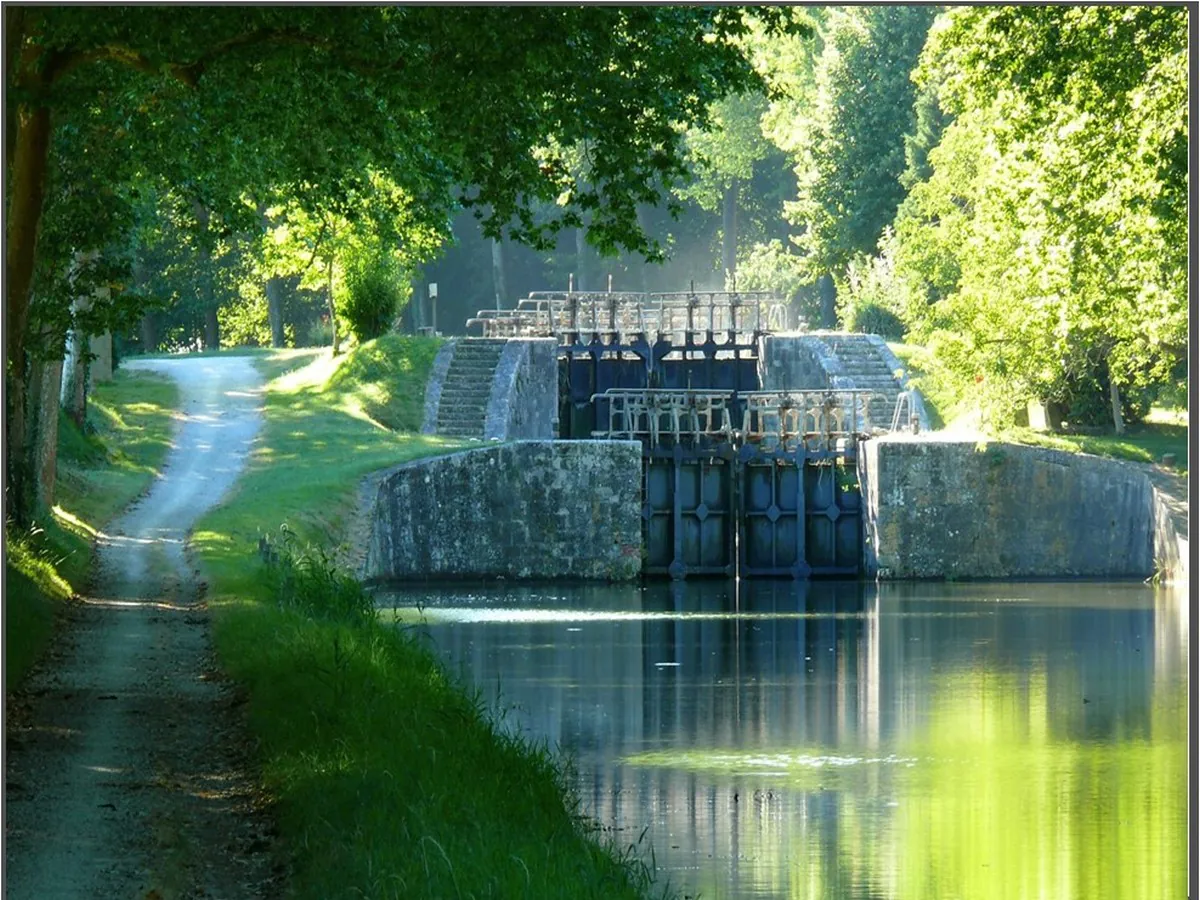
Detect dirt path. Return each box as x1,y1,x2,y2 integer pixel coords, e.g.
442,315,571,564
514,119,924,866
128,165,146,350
5,356,281,899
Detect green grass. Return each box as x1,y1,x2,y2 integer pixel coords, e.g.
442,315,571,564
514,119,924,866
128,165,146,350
193,344,668,898
1006,422,1188,474
325,333,445,431
887,341,965,431
887,341,1188,473
4,528,73,685
5,368,180,687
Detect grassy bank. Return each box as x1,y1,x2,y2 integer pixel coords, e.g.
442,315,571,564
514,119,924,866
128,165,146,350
5,370,180,686
193,334,664,899
889,341,1187,473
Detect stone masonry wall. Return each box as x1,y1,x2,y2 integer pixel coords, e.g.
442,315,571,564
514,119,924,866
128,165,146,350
420,339,457,434
859,436,1155,579
363,440,642,582
1150,477,1189,586
758,333,851,391
483,338,558,440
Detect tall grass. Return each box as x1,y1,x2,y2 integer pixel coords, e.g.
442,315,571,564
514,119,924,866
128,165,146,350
4,369,179,687
195,342,671,897
243,539,664,898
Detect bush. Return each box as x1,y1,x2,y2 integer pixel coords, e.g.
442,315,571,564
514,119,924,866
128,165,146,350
838,229,912,340
847,301,906,340
342,255,408,343
218,282,272,347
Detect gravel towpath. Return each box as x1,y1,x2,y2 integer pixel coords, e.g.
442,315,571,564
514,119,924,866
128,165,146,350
5,356,281,899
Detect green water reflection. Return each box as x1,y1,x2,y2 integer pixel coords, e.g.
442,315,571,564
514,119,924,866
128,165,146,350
379,580,1188,900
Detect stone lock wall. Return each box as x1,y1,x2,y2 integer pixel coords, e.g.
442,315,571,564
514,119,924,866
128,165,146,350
859,437,1156,579
757,333,847,391
484,338,558,440
363,440,643,582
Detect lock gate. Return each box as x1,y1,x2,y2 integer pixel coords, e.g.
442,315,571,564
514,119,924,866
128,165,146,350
594,389,872,579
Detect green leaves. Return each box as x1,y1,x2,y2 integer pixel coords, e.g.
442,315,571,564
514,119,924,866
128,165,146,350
785,6,937,280
888,5,1187,425
14,7,786,346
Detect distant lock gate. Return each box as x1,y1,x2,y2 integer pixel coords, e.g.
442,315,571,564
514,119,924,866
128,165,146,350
469,289,871,580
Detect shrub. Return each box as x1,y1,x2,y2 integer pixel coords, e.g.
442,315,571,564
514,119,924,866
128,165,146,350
847,300,906,340
838,228,911,340
342,255,408,343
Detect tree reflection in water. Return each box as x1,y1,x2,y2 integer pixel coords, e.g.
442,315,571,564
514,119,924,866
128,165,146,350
381,580,1187,900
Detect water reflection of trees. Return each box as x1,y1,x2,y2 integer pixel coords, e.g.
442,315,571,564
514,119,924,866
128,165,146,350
419,580,1186,900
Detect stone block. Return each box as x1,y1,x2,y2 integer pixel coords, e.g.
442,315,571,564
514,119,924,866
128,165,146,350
860,436,1155,579
364,440,643,582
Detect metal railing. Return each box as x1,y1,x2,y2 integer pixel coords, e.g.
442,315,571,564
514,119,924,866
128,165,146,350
589,388,878,449
467,291,789,341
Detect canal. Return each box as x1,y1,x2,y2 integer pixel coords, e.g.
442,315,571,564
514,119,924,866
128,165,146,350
377,580,1188,900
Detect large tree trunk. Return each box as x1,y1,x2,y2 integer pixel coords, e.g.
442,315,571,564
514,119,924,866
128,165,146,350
5,53,54,525
29,354,64,513
61,256,99,427
1108,359,1125,435
722,178,739,288
203,306,221,351
140,312,160,353
635,206,651,293
265,276,286,347
818,273,838,329
89,332,113,383
490,238,507,310
62,326,88,428
191,201,221,351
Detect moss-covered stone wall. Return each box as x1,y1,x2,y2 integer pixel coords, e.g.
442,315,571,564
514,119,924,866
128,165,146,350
859,437,1156,579
364,440,642,582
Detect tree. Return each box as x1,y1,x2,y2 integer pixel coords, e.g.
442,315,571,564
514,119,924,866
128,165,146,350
680,91,775,284
889,6,1187,428
6,7,800,524
785,6,937,282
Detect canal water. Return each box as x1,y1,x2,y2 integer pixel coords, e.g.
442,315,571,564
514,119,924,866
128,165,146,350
376,580,1188,900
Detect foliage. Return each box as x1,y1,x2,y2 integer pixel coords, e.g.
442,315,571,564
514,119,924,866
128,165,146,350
734,239,818,329
839,229,910,339
216,281,275,348
885,6,1188,427
7,7,805,525
785,6,937,279
847,303,906,342
341,251,408,343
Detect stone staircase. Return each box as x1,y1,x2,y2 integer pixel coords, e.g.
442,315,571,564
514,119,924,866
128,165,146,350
435,338,508,438
822,334,904,430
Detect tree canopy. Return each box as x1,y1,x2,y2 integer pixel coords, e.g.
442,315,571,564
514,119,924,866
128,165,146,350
885,5,1188,425
5,5,802,522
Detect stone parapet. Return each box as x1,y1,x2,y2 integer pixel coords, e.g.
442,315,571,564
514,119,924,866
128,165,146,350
363,440,642,582
420,339,457,434
483,338,558,441
859,436,1157,579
